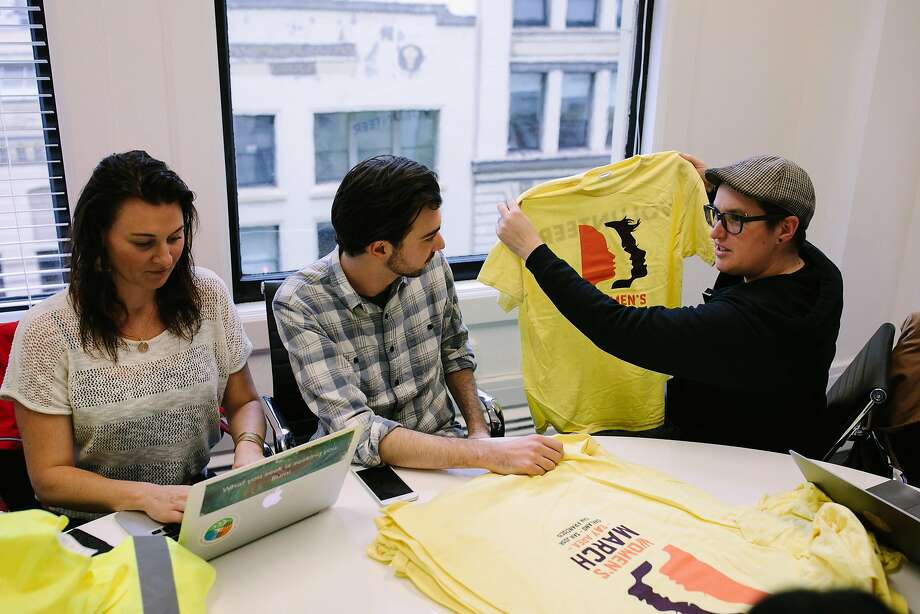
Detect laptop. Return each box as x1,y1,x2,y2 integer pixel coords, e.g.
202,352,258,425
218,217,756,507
791,451,920,562
114,426,358,560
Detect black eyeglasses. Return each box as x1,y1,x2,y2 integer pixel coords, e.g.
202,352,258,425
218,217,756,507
703,204,785,235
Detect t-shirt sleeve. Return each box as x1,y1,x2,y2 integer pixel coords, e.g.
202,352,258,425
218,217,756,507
0,310,72,415
478,238,525,312
678,158,716,265
200,269,253,373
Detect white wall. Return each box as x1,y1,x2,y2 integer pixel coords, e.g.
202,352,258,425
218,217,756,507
40,0,920,401
44,0,233,282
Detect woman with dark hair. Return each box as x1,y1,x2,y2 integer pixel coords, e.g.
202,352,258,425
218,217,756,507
0,150,265,524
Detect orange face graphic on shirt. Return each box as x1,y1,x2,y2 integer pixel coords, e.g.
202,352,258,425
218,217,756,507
579,217,648,289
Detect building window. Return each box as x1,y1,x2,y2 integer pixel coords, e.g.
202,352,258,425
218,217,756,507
217,0,650,301
566,0,598,27
233,115,275,187
508,73,545,151
0,2,71,310
239,226,280,274
35,250,68,292
0,136,46,164
513,0,547,27
314,110,438,184
559,72,593,149
316,222,337,258
606,66,618,148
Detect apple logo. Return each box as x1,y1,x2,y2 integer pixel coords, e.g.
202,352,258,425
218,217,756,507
262,487,283,509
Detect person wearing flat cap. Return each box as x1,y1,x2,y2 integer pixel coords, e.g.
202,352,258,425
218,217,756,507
495,154,843,456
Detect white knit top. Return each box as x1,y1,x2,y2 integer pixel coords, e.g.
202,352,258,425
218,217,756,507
0,267,252,520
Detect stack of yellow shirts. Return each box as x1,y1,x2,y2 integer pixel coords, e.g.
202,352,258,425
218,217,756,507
369,435,906,613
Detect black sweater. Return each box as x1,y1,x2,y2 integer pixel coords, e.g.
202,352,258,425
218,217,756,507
525,242,843,456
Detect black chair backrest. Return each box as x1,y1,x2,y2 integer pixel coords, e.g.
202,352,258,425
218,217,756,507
263,280,319,444
825,323,896,449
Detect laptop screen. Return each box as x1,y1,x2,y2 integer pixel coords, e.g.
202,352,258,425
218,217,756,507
201,428,355,515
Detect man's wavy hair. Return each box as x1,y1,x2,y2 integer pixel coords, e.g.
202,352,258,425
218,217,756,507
69,150,201,360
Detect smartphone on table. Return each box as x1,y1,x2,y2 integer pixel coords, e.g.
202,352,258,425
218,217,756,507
353,464,418,506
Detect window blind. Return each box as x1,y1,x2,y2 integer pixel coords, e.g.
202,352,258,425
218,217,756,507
0,0,70,311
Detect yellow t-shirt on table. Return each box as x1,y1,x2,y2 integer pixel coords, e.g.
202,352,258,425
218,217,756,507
478,151,714,433
369,435,906,614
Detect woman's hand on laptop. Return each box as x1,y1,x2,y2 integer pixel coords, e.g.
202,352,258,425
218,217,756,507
140,484,191,524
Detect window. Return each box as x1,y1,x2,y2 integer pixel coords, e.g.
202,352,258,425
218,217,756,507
217,0,650,301
566,0,598,28
35,249,66,290
316,221,336,259
559,73,593,149
314,110,438,184
513,0,547,27
239,226,280,275
233,115,275,187
0,61,33,89
606,66,618,148
0,1,71,310
508,73,545,151
0,136,45,164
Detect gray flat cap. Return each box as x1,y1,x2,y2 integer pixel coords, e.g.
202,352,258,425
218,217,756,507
705,155,815,229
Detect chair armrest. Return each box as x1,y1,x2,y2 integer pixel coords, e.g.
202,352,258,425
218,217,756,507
477,389,505,438
261,395,294,453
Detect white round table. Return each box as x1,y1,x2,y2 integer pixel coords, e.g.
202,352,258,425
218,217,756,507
82,437,920,612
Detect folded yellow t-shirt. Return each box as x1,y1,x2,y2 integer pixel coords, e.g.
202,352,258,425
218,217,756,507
370,435,905,614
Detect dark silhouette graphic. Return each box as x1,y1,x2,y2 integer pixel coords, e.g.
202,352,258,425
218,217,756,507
628,561,719,614
605,217,648,289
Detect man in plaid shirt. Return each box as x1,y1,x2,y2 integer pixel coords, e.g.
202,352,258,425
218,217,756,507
274,156,562,474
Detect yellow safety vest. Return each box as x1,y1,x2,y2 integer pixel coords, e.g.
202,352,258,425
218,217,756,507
0,509,215,613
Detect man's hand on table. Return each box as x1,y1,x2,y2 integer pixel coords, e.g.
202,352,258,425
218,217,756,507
478,435,564,476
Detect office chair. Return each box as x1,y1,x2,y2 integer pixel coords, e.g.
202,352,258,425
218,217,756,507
260,280,504,453
822,323,900,479
261,280,318,452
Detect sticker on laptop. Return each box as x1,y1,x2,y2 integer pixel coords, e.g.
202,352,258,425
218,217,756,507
201,516,236,544
200,428,356,515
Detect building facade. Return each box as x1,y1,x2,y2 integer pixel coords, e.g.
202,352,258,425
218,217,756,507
227,0,629,273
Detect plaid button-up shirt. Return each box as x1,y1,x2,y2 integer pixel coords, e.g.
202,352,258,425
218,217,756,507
273,250,476,466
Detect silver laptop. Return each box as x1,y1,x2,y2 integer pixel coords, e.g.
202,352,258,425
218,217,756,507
116,426,358,560
791,451,920,562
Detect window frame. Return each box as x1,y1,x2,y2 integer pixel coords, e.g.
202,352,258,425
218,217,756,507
565,0,599,28
214,0,654,304
507,71,547,152
313,109,440,185
239,224,281,275
232,114,277,188
512,0,549,28
0,0,72,312
558,71,594,149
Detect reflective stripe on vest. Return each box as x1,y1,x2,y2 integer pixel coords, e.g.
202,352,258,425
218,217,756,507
134,536,180,614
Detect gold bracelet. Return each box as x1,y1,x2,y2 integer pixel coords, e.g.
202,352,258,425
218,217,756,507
234,431,264,448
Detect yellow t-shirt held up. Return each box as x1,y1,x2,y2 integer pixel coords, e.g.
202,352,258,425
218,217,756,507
479,152,714,433
369,435,905,614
